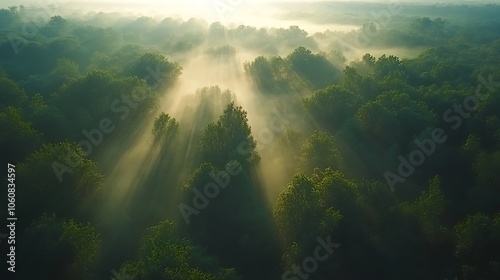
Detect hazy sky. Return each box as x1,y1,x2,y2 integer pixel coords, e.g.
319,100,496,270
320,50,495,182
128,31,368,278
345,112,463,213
0,0,477,8
0,0,493,28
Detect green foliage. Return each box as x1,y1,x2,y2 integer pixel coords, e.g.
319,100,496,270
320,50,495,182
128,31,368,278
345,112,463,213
188,86,235,127
199,102,258,167
409,176,447,241
205,45,236,58
124,52,182,88
341,66,381,100
45,58,80,93
287,46,340,88
152,112,179,143
356,100,402,150
274,168,417,279
48,71,157,139
274,174,323,245
244,56,276,92
299,130,343,173
473,149,500,186
42,15,70,37
373,55,404,80
0,107,43,162
326,49,347,66
244,46,342,94
303,85,362,132
18,214,101,280
71,26,122,54
0,74,28,110
0,6,500,280
409,17,447,40
356,90,436,151
454,213,500,279
181,159,281,279
121,220,241,280
17,142,103,224
243,51,323,94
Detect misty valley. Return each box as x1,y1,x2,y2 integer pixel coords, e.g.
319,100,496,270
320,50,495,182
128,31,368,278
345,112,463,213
0,1,500,280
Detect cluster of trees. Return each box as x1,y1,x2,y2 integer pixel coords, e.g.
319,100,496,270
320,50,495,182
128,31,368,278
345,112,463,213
0,6,186,279
1,3,499,280
244,46,342,94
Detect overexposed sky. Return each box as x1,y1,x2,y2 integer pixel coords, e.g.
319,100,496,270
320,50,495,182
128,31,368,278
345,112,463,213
0,0,492,27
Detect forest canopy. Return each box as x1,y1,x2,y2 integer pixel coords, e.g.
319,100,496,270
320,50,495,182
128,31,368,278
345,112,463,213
1,2,500,280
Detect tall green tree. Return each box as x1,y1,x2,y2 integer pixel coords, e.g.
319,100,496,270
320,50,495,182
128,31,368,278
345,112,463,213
199,102,258,167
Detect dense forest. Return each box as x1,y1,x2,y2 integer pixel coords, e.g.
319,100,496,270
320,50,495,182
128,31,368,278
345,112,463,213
1,2,500,280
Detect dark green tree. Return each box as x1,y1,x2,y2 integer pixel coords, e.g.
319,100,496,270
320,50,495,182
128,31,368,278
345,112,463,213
18,214,101,280
121,220,241,280
199,102,258,167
